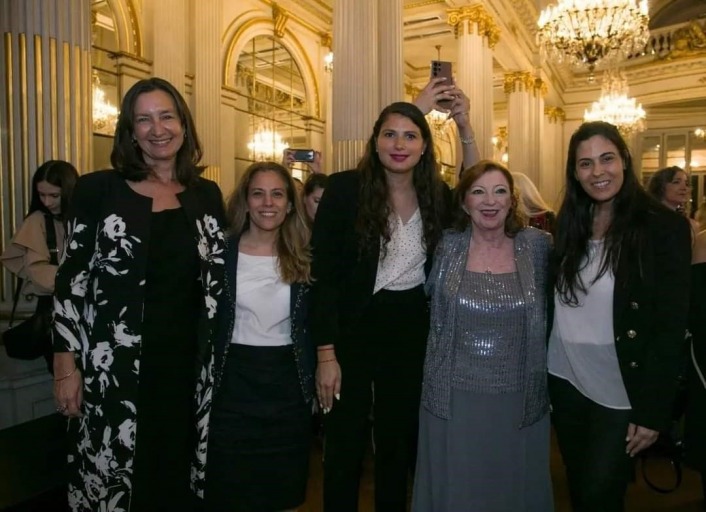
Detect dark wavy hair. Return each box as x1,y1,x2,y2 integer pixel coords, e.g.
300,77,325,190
647,166,685,202
453,160,526,235
110,77,202,185
355,102,445,257
226,161,311,284
555,121,651,305
28,160,79,220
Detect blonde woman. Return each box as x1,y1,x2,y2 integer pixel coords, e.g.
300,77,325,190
512,172,556,234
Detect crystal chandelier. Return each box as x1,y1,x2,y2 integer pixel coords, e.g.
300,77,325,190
92,74,119,135
248,129,289,161
583,69,646,136
537,0,650,74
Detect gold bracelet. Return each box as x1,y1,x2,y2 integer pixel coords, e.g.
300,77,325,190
54,367,77,382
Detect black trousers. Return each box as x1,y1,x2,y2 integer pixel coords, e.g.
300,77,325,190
323,286,429,512
549,375,635,512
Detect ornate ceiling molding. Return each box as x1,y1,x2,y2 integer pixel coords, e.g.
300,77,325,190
447,4,501,48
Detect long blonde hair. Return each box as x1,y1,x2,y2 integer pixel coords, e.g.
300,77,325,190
226,162,311,284
512,172,553,217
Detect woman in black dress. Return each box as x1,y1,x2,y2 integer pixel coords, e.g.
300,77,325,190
52,77,227,511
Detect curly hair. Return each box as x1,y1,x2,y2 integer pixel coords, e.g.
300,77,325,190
226,162,311,284
453,160,526,235
355,102,446,258
555,121,654,305
110,77,203,185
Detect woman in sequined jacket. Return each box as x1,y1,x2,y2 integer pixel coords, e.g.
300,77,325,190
204,161,315,512
413,160,553,511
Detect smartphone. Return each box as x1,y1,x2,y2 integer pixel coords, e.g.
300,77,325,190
430,60,454,109
291,149,315,162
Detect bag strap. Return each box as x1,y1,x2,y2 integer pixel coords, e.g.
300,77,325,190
8,277,24,327
44,213,58,265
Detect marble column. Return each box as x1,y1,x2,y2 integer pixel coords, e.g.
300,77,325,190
146,0,186,92
332,0,404,171
542,106,566,208
378,0,404,109
504,72,545,186
0,0,92,299
448,5,499,160
192,0,221,185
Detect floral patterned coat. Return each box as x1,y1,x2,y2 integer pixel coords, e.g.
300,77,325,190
52,170,227,512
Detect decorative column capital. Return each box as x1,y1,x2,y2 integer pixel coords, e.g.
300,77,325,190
447,5,500,48
533,77,548,97
405,83,421,97
544,106,566,123
503,71,534,94
272,2,289,38
320,32,332,50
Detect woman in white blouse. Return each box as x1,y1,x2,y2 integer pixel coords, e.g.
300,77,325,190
204,162,315,512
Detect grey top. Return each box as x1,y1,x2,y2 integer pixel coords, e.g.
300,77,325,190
452,271,526,393
421,227,552,427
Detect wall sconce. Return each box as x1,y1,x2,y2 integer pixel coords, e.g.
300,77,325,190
324,52,334,73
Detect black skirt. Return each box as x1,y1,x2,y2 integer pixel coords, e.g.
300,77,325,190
205,344,311,511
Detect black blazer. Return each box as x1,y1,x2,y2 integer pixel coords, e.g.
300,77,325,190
550,199,691,432
212,233,315,404
309,170,452,349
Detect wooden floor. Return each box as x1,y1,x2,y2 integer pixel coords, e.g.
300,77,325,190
299,431,705,512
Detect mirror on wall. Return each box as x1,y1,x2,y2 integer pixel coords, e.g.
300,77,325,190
234,35,311,178
91,0,120,170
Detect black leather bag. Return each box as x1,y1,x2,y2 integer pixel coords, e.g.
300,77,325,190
2,213,57,360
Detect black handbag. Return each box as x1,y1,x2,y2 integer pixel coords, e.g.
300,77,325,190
2,213,58,360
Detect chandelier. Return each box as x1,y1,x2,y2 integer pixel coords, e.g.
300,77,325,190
583,69,646,136
537,0,650,74
92,74,119,136
248,129,289,161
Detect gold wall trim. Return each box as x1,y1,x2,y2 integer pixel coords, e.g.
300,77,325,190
447,5,500,48
258,1,328,37
272,3,290,38
126,0,142,56
50,38,58,158
73,45,81,163
19,34,29,206
4,33,17,230
34,35,44,165
406,0,446,8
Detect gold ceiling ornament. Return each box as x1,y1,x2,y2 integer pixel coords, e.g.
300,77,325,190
583,68,646,136
272,2,289,38
447,5,500,48
544,106,566,123
503,71,535,94
537,0,650,74
320,32,332,50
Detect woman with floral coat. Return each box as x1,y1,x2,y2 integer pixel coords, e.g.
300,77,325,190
52,78,227,511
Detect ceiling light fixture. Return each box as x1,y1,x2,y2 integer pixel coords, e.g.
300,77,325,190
537,0,650,74
583,69,646,136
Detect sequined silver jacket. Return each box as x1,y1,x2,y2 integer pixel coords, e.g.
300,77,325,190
421,227,551,427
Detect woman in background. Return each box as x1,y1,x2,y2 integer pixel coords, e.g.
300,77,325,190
302,173,328,224
52,77,227,511
512,171,556,234
647,165,700,236
205,161,314,511
548,121,691,512
413,161,553,511
1,160,79,373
